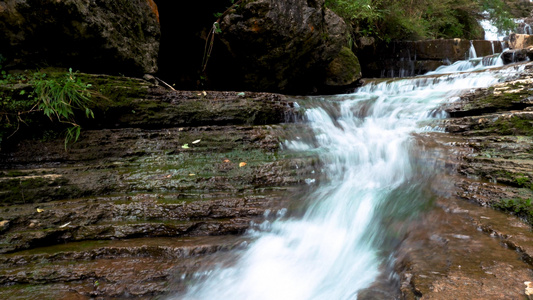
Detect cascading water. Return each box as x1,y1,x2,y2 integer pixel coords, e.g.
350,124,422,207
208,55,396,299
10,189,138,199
468,41,477,59
426,42,505,75
171,62,524,300
525,24,532,35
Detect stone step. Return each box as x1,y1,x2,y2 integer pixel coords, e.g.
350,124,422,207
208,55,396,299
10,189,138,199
0,236,251,298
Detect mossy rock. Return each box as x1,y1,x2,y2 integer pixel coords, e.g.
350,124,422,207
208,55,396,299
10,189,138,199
324,47,361,87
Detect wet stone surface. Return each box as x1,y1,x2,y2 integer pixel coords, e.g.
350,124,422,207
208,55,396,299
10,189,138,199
394,62,533,299
0,77,318,298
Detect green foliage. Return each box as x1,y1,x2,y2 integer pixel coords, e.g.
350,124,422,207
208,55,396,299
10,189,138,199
482,0,516,35
0,67,94,149
325,0,382,24
325,0,514,40
515,176,530,187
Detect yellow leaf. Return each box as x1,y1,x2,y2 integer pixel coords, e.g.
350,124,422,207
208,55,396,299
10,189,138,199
189,173,196,176
182,144,189,149
239,162,247,167
36,208,44,213
223,159,230,163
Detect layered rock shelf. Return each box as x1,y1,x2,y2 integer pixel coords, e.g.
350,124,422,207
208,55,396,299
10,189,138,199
0,75,319,298
395,61,533,299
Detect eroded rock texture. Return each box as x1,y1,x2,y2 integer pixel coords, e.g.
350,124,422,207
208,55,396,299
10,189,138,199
209,0,359,93
0,0,160,75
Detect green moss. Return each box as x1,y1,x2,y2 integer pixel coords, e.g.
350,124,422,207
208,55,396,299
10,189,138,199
489,116,533,136
0,175,81,204
479,88,530,109
325,47,361,86
493,198,533,224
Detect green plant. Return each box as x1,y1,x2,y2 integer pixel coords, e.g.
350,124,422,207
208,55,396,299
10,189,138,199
325,0,514,40
201,0,244,73
34,68,94,148
0,67,94,149
482,0,516,35
325,0,383,24
516,176,530,187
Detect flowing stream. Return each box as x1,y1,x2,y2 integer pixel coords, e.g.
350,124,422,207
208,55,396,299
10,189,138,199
173,61,524,299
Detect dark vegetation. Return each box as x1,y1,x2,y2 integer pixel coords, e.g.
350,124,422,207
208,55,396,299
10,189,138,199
326,0,516,40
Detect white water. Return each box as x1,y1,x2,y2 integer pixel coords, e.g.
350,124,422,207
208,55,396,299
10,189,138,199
469,41,477,59
173,63,524,300
426,45,505,76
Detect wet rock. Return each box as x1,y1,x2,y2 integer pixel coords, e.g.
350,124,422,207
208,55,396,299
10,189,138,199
509,33,533,50
211,0,353,93
392,61,533,299
0,73,315,298
502,47,533,64
358,39,504,78
324,46,362,87
395,194,533,300
0,0,160,75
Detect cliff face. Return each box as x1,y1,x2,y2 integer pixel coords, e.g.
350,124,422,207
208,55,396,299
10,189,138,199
208,0,359,93
0,0,160,75
0,0,361,94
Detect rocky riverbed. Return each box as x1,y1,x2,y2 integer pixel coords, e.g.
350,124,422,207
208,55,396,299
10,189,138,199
396,62,533,299
2,63,533,299
0,75,319,298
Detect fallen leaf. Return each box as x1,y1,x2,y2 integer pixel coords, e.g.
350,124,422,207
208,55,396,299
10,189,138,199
36,208,44,213
189,173,196,176
202,91,207,96
239,162,247,167
192,139,201,144
59,222,71,228
166,174,172,178
182,144,189,149
0,220,8,227
237,92,245,96
223,159,231,163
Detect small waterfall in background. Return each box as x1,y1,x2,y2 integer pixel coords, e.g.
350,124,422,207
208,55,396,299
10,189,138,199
469,40,478,59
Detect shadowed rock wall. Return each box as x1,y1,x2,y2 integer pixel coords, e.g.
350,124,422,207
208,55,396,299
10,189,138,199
0,0,160,75
358,39,505,78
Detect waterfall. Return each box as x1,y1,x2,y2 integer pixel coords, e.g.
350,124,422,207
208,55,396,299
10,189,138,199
426,44,505,76
468,41,477,59
479,16,506,41
525,24,532,35
170,61,524,300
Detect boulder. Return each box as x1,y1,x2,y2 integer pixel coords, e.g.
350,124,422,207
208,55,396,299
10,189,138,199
508,33,533,49
324,46,361,86
0,0,160,75
501,46,533,64
211,0,357,94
